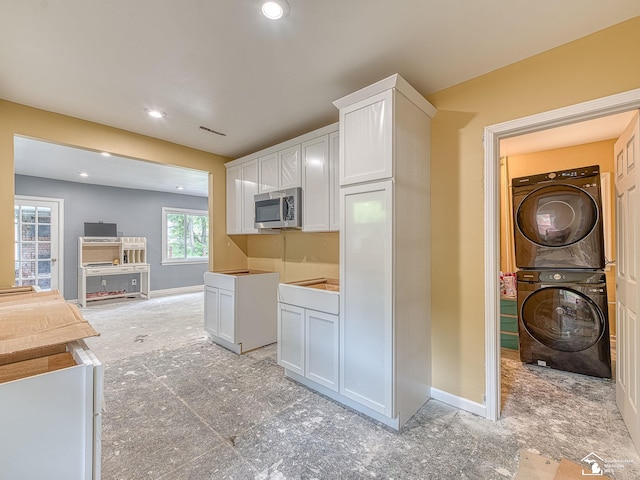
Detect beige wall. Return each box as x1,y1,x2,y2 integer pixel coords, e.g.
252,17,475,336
426,16,640,402
246,230,339,283
501,140,617,334
0,100,249,287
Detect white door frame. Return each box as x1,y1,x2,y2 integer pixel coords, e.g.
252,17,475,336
14,195,65,295
483,87,640,421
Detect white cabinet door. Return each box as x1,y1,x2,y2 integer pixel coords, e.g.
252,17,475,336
302,135,330,232
329,131,340,231
204,286,219,336
241,160,259,234
340,90,393,186
278,303,305,375
217,289,235,343
306,309,339,391
226,165,242,234
279,144,301,189
259,152,278,193
340,180,393,416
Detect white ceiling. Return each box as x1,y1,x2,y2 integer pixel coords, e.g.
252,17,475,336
3,1,640,192
499,111,638,157
13,136,209,197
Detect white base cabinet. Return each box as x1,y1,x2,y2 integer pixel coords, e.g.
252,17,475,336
204,270,279,354
305,309,339,391
278,301,339,392
277,303,305,375
204,286,236,344
0,340,103,480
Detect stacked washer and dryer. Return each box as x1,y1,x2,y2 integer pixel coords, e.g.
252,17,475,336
512,165,612,378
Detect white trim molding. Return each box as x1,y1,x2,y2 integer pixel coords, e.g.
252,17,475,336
483,87,640,422
69,284,204,305
430,388,486,418
151,285,204,297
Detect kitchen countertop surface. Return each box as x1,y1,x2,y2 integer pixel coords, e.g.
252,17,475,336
286,278,339,291
210,269,277,276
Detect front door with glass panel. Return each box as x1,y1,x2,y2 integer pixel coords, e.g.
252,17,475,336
14,197,62,292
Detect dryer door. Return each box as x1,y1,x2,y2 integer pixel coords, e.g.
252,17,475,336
521,286,605,352
516,184,598,247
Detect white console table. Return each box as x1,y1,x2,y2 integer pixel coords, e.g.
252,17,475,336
77,237,150,307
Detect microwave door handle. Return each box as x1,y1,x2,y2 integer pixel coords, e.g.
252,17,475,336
283,197,293,220
283,197,289,219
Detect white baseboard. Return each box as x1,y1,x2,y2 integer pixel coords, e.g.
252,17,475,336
151,284,204,297
69,284,204,305
430,387,486,418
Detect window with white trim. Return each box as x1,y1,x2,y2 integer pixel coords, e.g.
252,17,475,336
162,207,209,264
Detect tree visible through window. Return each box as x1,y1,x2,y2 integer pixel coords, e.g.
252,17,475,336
162,208,209,263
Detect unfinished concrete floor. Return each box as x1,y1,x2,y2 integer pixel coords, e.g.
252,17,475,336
82,292,640,479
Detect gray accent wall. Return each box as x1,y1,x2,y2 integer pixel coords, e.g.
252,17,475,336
15,175,209,300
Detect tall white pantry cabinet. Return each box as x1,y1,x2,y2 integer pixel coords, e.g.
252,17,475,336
333,74,436,429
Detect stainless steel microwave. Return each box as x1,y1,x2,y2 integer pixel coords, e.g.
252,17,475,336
254,187,302,229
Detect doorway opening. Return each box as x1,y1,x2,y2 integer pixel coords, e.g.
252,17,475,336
483,87,640,422
13,135,211,303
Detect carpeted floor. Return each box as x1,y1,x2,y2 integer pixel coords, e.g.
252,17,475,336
82,293,640,479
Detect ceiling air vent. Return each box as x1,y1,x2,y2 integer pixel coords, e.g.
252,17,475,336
199,126,226,136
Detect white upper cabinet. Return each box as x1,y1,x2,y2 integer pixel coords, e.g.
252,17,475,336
241,160,259,234
301,129,340,232
228,123,338,234
259,145,301,193
258,152,278,193
226,165,243,235
329,131,340,231
302,135,330,232
225,159,258,235
278,144,302,190
334,74,437,189
339,90,393,186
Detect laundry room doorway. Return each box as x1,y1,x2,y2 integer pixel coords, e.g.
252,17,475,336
483,88,640,452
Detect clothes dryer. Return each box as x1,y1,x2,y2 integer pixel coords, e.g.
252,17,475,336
516,270,611,378
512,165,604,270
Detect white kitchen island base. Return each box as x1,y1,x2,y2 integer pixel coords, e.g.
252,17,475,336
204,270,279,354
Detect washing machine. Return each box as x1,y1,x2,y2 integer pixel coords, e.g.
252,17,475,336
512,165,605,270
516,269,611,378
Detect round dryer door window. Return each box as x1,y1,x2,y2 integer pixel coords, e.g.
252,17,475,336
516,185,598,247
521,287,604,352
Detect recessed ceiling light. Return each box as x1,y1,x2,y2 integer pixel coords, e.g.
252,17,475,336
261,0,288,19
79,172,89,177
145,108,167,118
100,151,111,157
176,186,185,190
